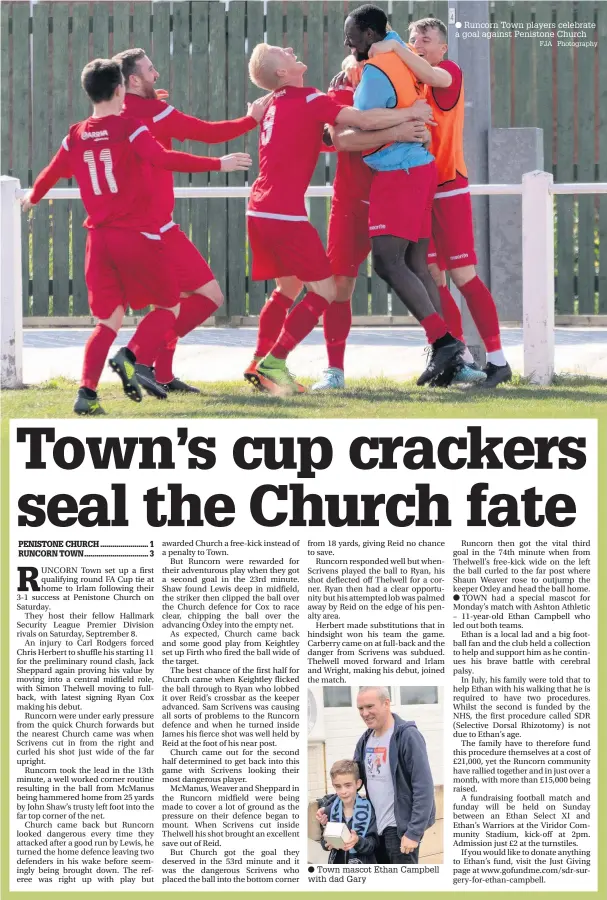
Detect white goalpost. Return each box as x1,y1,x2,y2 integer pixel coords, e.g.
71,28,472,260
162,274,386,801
1,173,604,389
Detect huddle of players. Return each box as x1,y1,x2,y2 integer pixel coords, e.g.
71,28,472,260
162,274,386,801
23,4,511,414
22,50,264,414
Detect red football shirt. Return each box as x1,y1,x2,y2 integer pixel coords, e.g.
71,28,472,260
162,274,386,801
29,113,222,231
248,86,343,219
122,94,258,225
430,60,463,112
328,82,374,205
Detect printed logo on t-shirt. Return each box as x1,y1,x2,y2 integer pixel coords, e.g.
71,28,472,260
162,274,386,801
82,130,109,141
366,744,388,776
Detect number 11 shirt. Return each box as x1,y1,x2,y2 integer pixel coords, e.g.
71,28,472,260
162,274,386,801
29,112,223,232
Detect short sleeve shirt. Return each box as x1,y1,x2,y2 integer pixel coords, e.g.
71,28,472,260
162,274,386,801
430,60,463,111
364,726,396,835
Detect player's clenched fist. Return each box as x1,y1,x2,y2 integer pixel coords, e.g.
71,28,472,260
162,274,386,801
315,808,328,826
247,93,274,122
220,153,252,172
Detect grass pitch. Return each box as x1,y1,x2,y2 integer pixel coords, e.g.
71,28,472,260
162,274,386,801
2,375,606,419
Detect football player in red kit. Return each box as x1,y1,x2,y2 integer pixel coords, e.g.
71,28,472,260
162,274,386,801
313,56,432,390
380,17,511,387
244,43,428,395
115,48,271,396
21,58,251,415
312,57,371,390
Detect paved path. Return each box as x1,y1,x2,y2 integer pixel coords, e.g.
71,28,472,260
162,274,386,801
23,326,607,384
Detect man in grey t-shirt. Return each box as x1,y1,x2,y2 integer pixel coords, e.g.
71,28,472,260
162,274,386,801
364,720,396,836
318,686,436,864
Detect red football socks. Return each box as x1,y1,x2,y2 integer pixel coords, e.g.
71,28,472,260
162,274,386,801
81,323,116,391
154,294,219,383
420,312,449,345
270,292,330,360
458,276,502,352
324,299,352,370
175,294,219,338
154,334,179,384
438,285,464,342
128,308,176,366
254,290,294,358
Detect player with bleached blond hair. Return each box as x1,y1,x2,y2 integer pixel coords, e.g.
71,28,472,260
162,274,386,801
244,43,430,395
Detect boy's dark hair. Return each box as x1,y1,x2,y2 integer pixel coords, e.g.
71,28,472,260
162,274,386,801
348,4,388,37
330,759,360,782
410,16,448,42
113,48,147,88
81,59,123,103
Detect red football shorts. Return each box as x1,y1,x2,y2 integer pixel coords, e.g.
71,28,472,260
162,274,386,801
327,199,371,277
427,186,477,271
247,215,332,282
368,161,437,242
161,222,215,292
85,228,179,319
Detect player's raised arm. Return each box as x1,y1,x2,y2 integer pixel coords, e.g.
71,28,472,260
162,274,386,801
368,38,452,88
129,124,251,172
301,82,429,133
114,46,270,145
166,94,272,144
22,142,73,212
